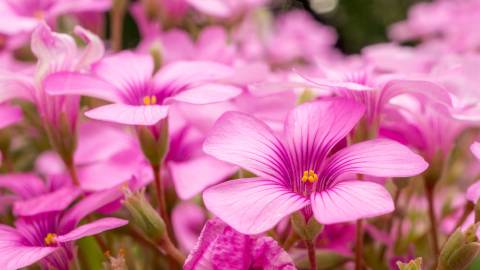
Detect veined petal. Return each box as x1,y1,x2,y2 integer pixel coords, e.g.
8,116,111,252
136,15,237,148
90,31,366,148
311,181,394,224
92,51,153,92
203,178,309,234
380,79,452,108
31,23,77,80
0,173,46,199
203,111,288,182
56,218,127,243
168,83,241,105
471,141,480,160
85,104,169,126
0,225,57,270
169,156,237,200
60,188,123,230
44,71,122,102
14,187,81,217
284,99,365,172
323,138,428,182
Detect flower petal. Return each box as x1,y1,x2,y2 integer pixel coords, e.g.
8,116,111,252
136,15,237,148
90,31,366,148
0,225,57,270
203,178,309,234
169,156,237,200
92,51,153,92
85,103,169,126
60,188,123,230
44,71,122,102
471,141,480,160
14,186,81,217
203,111,288,182
55,218,127,243
323,138,428,181
311,181,394,224
0,173,46,199
467,181,480,203
284,99,365,170
31,23,77,79
380,79,452,108
153,61,234,91
0,104,22,129
169,83,241,105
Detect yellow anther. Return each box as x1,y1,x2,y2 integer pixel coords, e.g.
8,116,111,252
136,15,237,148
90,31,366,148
44,233,57,246
143,95,157,105
301,170,318,183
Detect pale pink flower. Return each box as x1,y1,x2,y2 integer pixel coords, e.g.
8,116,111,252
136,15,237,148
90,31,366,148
202,98,427,234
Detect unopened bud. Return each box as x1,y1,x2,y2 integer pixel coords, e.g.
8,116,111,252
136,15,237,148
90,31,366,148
438,224,480,270
123,188,165,240
397,257,422,270
291,212,323,241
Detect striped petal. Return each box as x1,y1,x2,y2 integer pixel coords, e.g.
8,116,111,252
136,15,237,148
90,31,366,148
203,178,309,234
312,181,394,224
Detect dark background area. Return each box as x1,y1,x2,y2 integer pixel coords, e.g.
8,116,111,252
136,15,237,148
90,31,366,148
113,0,429,56
278,0,429,53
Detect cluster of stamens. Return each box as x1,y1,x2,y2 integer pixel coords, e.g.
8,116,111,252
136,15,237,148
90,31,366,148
301,170,318,183
142,95,157,105
44,233,57,246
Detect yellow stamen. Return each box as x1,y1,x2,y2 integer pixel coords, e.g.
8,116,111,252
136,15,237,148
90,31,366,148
142,95,157,105
44,233,57,245
301,170,318,183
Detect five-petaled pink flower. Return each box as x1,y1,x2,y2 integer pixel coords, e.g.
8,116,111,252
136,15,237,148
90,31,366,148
44,51,242,126
202,98,428,234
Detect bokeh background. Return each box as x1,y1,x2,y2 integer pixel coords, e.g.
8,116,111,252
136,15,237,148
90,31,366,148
113,0,428,54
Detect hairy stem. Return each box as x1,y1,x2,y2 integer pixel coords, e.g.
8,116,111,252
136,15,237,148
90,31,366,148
355,219,364,270
425,180,440,256
305,239,316,270
151,163,171,229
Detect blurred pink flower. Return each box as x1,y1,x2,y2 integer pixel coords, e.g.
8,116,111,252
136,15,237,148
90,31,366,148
172,201,206,253
0,0,110,36
44,51,241,126
184,218,295,270
202,98,427,234
186,0,267,19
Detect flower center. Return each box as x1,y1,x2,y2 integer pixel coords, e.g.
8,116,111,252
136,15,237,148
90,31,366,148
142,95,157,105
44,233,57,246
301,170,318,183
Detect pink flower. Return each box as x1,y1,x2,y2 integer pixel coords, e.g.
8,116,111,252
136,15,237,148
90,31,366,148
202,98,428,234
184,218,295,270
0,104,22,129
0,0,110,36
44,51,242,126
0,23,104,167
166,112,236,199
0,188,127,270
